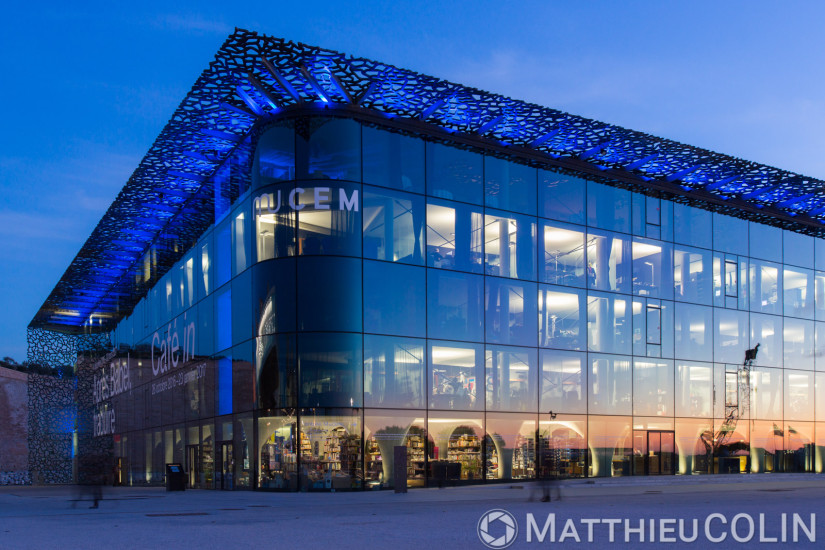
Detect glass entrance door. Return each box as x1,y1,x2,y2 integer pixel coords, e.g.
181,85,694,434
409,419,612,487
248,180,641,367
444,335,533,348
187,445,201,488
217,441,234,490
647,431,674,475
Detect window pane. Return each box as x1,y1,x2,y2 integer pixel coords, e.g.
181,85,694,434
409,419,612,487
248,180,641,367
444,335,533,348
540,415,588,478
426,142,483,205
785,370,814,421
816,272,825,321
674,303,713,362
298,333,363,408
485,278,537,346
539,170,585,224
427,411,484,480
364,261,425,337
587,292,631,355
784,231,814,268
675,361,712,417
632,238,672,299
587,230,631,293
215,219,231,288
633,359,673,416
588,355,632,416
751,367,783,419
297,257,362,332
429,341,483,410
363,187,425,265
784,267,814,319
486,413,537,480
673,204,711,249
484,210,536,280
540,349,585,414
750,260,782,315
233,210,249,275
299,411,362,490
713,213,748,256
673,246,711,305
541,221,585,287
426,201,483,273
750,313,782,368
587,181,630,233
749,222,782,262
253,122,295,188
252,258,296,336
485,346,537,412
427,270,484,342
364,411,427,489
256,333,296,409
713,308,748,364
484,156,536,215
298,118,361,181
362,126,424,193
296,182,361,256
364,335,425,408
254,183,296,261
784,318,814,371
539,285,585,350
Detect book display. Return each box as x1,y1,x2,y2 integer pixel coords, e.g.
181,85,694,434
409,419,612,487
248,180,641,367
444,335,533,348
447,432,482,480
259,426,297,489
302,426,361,490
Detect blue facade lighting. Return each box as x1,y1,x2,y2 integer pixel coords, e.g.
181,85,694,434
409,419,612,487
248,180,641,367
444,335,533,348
30,29,825,335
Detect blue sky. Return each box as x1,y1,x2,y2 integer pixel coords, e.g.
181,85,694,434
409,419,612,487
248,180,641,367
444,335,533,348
2,1,824,362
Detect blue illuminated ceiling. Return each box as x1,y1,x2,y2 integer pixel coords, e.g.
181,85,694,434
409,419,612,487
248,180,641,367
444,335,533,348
30,28,825,333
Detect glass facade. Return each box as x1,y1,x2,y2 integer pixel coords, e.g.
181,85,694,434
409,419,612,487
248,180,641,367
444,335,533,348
107,115,825,491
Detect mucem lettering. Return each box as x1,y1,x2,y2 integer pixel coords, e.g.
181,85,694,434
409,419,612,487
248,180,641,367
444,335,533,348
254,188,359,216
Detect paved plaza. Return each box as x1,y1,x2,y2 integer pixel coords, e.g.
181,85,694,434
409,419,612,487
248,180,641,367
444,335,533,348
2,474,824,549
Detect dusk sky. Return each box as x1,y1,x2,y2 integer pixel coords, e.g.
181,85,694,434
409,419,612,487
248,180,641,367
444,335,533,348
2,2,825,362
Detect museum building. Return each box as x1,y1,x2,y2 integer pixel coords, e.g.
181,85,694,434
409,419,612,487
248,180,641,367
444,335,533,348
27,30,825,490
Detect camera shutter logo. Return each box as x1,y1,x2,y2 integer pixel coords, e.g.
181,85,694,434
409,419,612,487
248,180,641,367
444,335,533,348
477,509,518,549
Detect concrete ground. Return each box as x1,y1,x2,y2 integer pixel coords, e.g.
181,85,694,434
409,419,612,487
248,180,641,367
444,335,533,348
2,474,824,549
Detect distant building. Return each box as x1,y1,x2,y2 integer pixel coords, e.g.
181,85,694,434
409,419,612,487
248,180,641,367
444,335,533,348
28,30,825,490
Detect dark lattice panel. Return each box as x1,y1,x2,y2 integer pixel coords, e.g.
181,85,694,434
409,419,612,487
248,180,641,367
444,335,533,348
27,328,111,371
29,28,825,336
27,374,76,484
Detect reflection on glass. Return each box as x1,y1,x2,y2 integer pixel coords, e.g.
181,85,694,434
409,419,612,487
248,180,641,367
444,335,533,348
364,411,427,489
426,202,483,272
784,267,814,319
539,415,587,478
751,367,783,419
676,362,712,418
632,359,673,416
362,126,424,193
540,350,585,414
587,230,631,293
784,370,814,421
750,420,783,473
364,261,425,337
363,188,424,264
484,211,536,280
256,334,296,410
674,303,713,362
364,336,425,409
675,418,712,474
254,123,295,188
588,354,632,415
300,411,362,490
427,270,484,342
298,333,363,408
426,143,483,205
750,260,781,315
674,247,711,304
485,279,537,346
587,292,631,354
540,171,585,224
588,415,631,477
486,413,536,480
484,157,536,215
539,286,585,350
300,118,361,181
485,346,537,412
784,318,814,371
750,313,782,367
713,308,748,364
541,221,585,287
429,341,483,410
782,422,814,473
587,181,630,233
